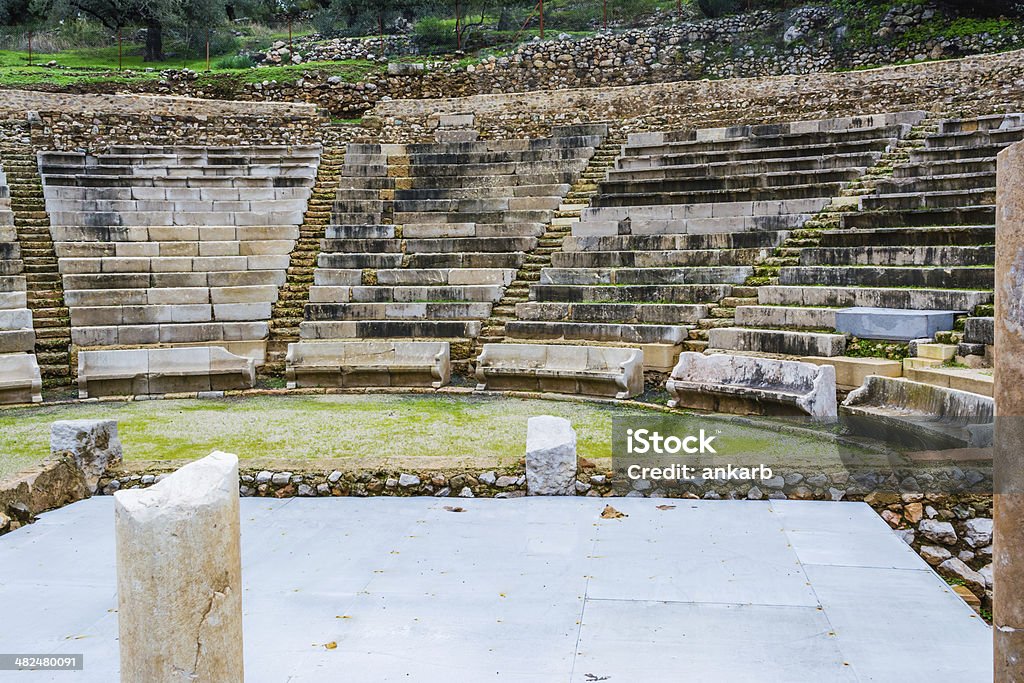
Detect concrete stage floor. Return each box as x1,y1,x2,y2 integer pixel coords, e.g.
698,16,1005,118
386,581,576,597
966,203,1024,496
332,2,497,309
0,497,991,682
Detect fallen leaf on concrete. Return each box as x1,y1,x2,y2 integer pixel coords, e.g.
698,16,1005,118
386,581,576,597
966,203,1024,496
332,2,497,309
324,641,337,650
656,505,676,510
600,505,627,519
443,506,466,513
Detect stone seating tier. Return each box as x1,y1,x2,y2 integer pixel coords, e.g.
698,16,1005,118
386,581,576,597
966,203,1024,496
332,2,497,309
38,145,321,362
474,343,643,399
709,113,1013,359
77,346,256,398
303,132,603,350
285,340,450,389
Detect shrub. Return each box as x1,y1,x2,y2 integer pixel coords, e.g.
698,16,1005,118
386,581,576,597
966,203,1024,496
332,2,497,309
214,53,254,69
414,16,457,52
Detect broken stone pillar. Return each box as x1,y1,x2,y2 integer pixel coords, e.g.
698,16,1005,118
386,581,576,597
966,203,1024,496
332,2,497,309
526,416,577,495
50,419,122,493
114,451,243,683
995,140,1024,681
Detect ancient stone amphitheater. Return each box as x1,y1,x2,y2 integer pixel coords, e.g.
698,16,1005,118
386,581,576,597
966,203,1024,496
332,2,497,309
1,53,1015,415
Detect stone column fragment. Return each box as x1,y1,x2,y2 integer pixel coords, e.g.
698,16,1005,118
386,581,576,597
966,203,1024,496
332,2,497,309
995,140,1024,681
526,416,577,496
114,451,243,683
50,419,122,493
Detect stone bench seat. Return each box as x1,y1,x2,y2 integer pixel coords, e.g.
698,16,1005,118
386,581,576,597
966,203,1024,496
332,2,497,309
403,149,593,165
817,226,993,248
394,210,552,225
51,225,301,243
0,308,37,353
757,285,992,311
873,172,996,194
474,343,643,399
403,134,603,154
285,341,450,389
609,152,881,178
42,174,310,189
708,327,848,357
666,352,837,420
581,197,829,221
573,213,812,237
323,224,395,239
58,254,291,275
405,252,526,269
49,210,305,228
779,265,994,289
551,247,768,268
401,223,548,239
317,253,404,269
0,276,27,309
861,190,995,212
893,159,996,177
841,375,993,449
373,268,515,286
599,168,862,194
734,305,838,330
840,206,995,230
394,184,571,200
55,240,295,259
530,283,732,304
539,266,752,286
909,145,1012,162
299,319,482,340
404,237,536,254
562,232,785,253
77,346,256,398
403,160,587,178
394,173,579,190
44,198,309,213
798,245,994,267
69,301,271,326
393,197,562,213
505,320,691,345
619,139,893,168
303,301,492,320
73,321,269,347
0,353,42,404
63,269,286,292
516,301,709,324
590,182,847,208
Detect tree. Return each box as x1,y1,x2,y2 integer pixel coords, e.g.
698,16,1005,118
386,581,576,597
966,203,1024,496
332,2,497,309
27,0,224,61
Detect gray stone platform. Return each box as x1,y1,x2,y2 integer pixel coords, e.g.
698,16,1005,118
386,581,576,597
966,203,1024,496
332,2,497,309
0,497,990,682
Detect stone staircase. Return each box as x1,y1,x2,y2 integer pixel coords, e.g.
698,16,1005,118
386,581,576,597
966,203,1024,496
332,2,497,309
264,147,347,374
476,135,624,348
710,112,1017,360
504,112,923,370
1,146,71,387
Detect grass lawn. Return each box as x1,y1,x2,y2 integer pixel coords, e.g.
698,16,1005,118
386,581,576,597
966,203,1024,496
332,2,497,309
0,394,861,479
0,45,383,89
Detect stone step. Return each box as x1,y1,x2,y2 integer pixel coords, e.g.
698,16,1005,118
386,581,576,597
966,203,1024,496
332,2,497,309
818,226,993,248
734,305,838,330
708,326,847,357
505,319,689,345
778,265,993,289
800,245,993,267
840,206,994,230
538,266,753,286
515,301,708,325
299,319,481,340
758,284,992,311
530,283,731,304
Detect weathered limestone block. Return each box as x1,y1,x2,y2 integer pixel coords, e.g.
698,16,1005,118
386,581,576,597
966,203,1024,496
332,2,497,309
995,139,1024,681
526,415,577,496
50,419,122,492
0,454,89,522
114,451,243,683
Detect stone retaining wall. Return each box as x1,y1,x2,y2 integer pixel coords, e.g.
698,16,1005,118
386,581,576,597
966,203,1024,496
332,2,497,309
369,48,1024,142
0,90,324,151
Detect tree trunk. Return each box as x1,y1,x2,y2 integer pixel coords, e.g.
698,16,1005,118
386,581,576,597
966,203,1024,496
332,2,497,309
144,19,164,62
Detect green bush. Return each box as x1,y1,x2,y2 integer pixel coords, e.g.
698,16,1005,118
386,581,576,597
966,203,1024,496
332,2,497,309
214,53,254,69
311,8,341,38
414,16,457,52
56,19,110,49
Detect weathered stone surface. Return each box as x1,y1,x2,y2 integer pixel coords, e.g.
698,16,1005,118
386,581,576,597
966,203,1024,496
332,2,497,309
667,352,837,420
114,451,243,683
964,517,993,548
0,454,89,524
919,544,952,566
50,419,122,492
525,416,577,496
919,519,957,546
938,557,986,595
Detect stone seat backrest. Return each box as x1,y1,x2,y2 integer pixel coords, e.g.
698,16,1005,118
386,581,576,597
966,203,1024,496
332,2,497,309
671,352,819,393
